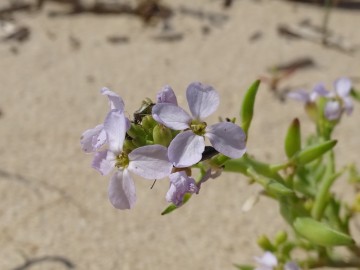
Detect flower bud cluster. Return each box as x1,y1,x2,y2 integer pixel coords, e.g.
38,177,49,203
288,77,354,123
81,83,247,210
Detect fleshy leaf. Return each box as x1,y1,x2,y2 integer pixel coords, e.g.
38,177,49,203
241,80,260,138
284,118,301,158
293,140,337,165
293,217,354,246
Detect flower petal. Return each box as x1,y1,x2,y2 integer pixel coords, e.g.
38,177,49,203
108,169,136,210
186,82,220,120
334,77,352,97
324,101,341,120
168,130,205,167
343,97,353,115
284,262,301,270
92,150,115,175
166,171,198,206
313,83,330,97
156,85,178,105
254,252,278,270
287,90,311,103
128,145,173,179
152,103,192,130
101,87,125,110
80,124,105,153
104,109,126,154
205,122,246,158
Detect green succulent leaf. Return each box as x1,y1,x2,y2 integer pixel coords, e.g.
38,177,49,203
285,118,301,158
292,140,337,165
293,217,354,246
241,80,260,138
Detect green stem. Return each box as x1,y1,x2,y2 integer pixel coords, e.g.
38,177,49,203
311,150,336,220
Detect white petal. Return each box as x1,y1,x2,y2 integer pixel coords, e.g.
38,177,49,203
108,170,136,210
152,103,192,130
104,109,126,154
343,97,353,115
206,122,246,158
287,90,310,103
157,85,178,105
128,145,172,179
80,124,105,153
324,101,341,120
168,131,205,168
313,83,330,97
92,150,115,175
254,252,278,268
101,87,125,110
186,82,220,120
334,77,352,97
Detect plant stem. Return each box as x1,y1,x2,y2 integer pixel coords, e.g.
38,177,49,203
311,149,336,220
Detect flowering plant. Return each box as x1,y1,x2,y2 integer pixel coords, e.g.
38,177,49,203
81,78,360,269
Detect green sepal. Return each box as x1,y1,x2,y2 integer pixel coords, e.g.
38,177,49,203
285,118,301,158
292,140,337,165
241,80,260,138
293,217,355,246
233,264,254,270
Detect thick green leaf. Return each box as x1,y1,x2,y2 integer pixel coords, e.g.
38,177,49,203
292,140,337,165
241,80,260,138
285,118,301,158
294,217,354,246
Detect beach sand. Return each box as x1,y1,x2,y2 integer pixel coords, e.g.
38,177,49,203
1,0,359,269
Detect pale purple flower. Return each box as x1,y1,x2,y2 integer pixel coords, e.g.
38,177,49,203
93,110,173,209
324,77,353,120
254,252,301,270
152,82,246,167
288,84,327,104
284,262,301,270
157,85,178,105
80,87,127,153
254,252,278,270
166,171,199,206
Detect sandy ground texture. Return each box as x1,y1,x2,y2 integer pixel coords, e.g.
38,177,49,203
1,0,360,269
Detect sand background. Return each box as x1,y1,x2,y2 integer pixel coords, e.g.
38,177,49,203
1,0,360,269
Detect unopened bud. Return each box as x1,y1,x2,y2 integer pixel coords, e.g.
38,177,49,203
274,231,287,246
153,124,173,147
257,235,276,252
142,115,157,131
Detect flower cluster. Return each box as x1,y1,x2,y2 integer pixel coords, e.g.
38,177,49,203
81,83,246,210
288,77,354,121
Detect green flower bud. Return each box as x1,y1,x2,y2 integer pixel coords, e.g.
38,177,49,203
274,231,288,246
257,235,276,252
127,123,147,140
284,118,301,158
293,217,355,246
153,124,173,147
141,115,157,132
